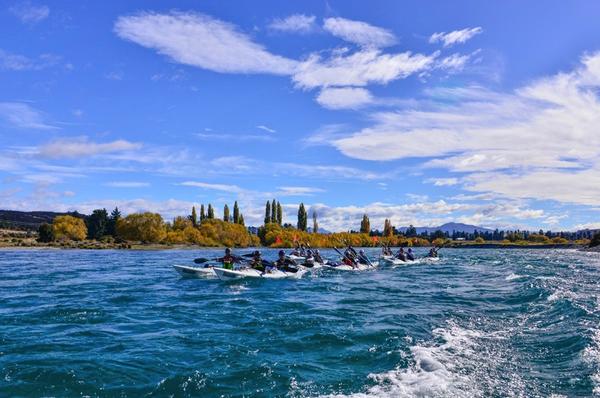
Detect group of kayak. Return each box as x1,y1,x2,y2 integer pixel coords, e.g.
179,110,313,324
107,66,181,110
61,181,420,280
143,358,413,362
173,244,440,281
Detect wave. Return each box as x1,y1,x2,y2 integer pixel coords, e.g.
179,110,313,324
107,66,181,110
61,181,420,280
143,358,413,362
583,328,600,395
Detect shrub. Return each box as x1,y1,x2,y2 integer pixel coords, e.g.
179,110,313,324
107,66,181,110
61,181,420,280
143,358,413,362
53,215,87,241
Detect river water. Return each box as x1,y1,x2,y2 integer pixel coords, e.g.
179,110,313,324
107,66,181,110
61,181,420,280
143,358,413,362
1,248,599,397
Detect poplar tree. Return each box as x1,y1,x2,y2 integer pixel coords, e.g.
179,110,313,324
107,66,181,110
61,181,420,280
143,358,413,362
239,214,245,226
223,204,230,222
383,219,393,237
264,201,271,225
200,204,205,222
190,206,198,227
233,201,240,224
207,204,214,219
276,202,283,225
271,199,277,224
360,214,370,234
312,211,318,234
297,203,307,231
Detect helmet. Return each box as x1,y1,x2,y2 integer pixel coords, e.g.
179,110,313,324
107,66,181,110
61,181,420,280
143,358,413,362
278,250,285,257
225,248,231,254
253,250,260,257
359,249,365,255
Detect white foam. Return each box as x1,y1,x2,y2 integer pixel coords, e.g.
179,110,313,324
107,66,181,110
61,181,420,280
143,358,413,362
505,273,526,281
582,328,600,395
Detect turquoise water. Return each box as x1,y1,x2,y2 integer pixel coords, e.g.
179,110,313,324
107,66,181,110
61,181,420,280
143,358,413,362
1,248,599,397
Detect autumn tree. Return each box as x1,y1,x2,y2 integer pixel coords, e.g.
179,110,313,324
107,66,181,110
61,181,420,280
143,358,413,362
86,208,108,239
312,211,318,234
360,214,370,234
116,212,166,243
238,214,245,226
207,204,215,219
53,215,88,241
223,204,230,222
383,219,393,237
276,201,283,225
200,204,206,222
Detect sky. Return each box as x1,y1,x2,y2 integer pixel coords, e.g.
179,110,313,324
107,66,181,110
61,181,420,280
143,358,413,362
2,0,600,232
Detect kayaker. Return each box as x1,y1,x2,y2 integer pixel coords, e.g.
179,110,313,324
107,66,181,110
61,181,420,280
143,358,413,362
219,247,236,270
428,247,438,258
396,247,407,262
275,250,297,272
407,248,415,261
314,249,324,264
250,250,265,272
357,249,370,265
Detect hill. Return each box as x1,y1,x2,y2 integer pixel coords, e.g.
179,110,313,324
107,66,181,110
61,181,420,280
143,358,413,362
0,210,86,231
399,222,493,234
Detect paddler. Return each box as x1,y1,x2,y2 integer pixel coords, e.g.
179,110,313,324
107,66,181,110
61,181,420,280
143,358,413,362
250,250,265,272
407,248,415,261
275,250,298,272
396,247,407,262
218,247,236,270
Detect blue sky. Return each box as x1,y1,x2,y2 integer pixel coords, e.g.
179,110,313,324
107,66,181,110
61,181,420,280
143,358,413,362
2,0,600,231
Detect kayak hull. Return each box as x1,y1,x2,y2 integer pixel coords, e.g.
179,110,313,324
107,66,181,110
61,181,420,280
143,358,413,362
212,267,307,281
173,264,216,277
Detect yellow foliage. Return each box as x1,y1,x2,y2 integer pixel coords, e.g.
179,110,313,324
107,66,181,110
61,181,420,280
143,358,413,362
551,237,569,244
474,237,485,243
198,219,258,247
53,215,87,241
528,234,550,243
172,216,192,231
116,212,166,243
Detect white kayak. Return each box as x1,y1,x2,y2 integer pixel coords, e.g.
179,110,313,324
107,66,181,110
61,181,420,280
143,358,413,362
173,264,216,277
322,261,377,271
379,256,416,266
212,267,307,281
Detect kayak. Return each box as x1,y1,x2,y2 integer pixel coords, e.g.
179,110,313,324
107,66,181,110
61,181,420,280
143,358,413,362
173,264,216,277
322,261,376,271
212,267,308,281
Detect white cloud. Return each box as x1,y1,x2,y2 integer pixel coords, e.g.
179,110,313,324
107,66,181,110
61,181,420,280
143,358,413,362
0,102,57,130
316,87,374,109
38,138,142,159
323,17,397,48
9,2,49,24
430,27,483,47
276,186,325,196
0,50,61,71
426,177,459,186
316,52,600,206
293,49,437,89
105,181,150,188
115,11,296,75
268,14,316,34
436,53,471,72
256,125,276,133
179,181,243,192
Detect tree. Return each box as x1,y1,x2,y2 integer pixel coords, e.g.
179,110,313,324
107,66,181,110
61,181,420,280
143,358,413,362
53,215,88,241
37,223,54,242
233,201,240,224
239,214,245,226
405,224,417,237
223,204,230,222
383,219,393,237
276,201,283,225
190,206,198,227
172,216,192,230
312,211,318,234
200,204,206,222
360,214,370,234
297,203,307,231
107,207,121,236
86,208,108,240
207,204,215,219
590,232,600,247
264,201,271,225
271,199,277,224
116,212,166,243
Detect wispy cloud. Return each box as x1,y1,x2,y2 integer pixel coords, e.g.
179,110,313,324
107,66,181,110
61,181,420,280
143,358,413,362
115,11,296,75
323,17,396,48
276,186,325,196
268,14,316,34
105,181,150,188
0,50,61,71
38,138,142,159
316,87,374,109
426,177,459,186
0,102,57,129
256,125,276,133
430,27,483,47
9,2,49,24
179,181,243,192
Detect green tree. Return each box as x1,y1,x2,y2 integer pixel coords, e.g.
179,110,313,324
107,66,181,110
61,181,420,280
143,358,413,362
360,214,370,234
276,201,283,225
54,215,88,241
190,206,198,227
405,224,417,237
297,203,307,231
223,204,230,222
86,208,108,239
264,201,271,225
312,211,318,234
239,214,245,226
590,232,600,247
233,201,240,224
271,199,277,224
200,204,206,222
207,204,215,219
37,223,54,242
107,207,121,237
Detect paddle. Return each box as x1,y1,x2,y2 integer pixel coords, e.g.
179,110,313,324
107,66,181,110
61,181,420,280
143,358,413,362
333,246,357,268
194,257,217,264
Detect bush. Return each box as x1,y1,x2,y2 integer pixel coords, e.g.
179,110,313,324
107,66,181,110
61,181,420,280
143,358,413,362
474,237,485,244
37,223,55,242
589,232,600,248
116,212,166,243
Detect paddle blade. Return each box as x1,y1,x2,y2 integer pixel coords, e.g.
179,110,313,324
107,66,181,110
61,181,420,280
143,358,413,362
194,258,209,264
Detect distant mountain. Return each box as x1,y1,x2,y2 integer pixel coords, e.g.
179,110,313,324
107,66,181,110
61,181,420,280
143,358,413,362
0,210,85,231
398,222,493,234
